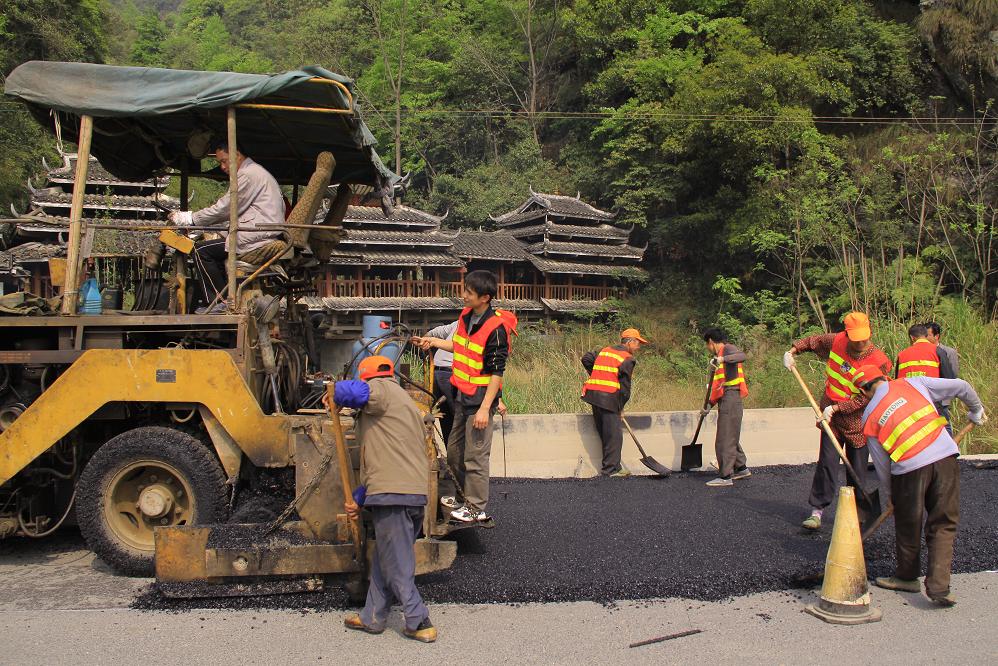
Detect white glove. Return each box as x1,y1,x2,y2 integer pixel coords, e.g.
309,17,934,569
822,404,837,422
783,351,796,370
169,210,194,227
969,409,987,425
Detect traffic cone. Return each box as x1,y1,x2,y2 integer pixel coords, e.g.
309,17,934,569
805,486,882,625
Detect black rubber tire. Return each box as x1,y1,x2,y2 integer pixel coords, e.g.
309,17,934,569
76,426,228,577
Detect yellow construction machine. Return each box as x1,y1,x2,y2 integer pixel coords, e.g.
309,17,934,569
0,62,457,598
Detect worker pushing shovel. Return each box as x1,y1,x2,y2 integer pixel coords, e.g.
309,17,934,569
784,313,892,530
702,328,751,487
581,328,649,477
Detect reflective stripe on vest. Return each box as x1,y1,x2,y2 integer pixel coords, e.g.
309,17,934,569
708,346,749,404
450,308,518,397
824,332,890,403
897,339,941,379
863,380,948,463
583,346,632,395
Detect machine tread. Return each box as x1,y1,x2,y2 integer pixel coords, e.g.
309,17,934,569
76,426,228,577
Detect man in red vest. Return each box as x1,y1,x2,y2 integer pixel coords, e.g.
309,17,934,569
413,270,516,523
581,328,648,476
896,324,941,379
783,312,892,530
702,328,750,487
855,364,986,607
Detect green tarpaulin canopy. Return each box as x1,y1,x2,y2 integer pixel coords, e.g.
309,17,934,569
4,61,396,187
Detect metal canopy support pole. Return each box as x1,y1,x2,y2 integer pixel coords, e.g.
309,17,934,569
226,107,238,309
61,114,93,316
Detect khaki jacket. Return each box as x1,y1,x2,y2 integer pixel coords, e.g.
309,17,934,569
356,377,430,496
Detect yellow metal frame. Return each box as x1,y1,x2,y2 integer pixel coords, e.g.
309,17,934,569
234,78,354,115
0,348,290,485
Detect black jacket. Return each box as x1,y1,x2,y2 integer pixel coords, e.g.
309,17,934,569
581,344,635,412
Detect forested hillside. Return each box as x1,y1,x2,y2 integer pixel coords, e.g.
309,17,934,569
2,0,997,328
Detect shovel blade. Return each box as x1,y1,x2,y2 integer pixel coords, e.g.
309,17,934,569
680,443,702,472
640,455,672,477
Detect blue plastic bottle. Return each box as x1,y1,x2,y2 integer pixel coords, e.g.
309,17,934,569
80,278,103,315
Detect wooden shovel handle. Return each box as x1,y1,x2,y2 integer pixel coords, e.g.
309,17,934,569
954,422,974,445
327,384,363,563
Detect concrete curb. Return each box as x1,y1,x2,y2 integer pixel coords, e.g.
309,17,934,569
489,407,819,478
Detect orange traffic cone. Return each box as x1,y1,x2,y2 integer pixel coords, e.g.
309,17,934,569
805,486,882,625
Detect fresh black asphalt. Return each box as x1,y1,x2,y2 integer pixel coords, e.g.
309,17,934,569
129,461,998,611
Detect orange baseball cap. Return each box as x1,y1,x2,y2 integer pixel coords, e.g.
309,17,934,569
843,312,871,342
620,328,649,343
358,355,394,381
854,364,885,388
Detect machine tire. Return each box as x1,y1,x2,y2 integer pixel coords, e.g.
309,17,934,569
76,426,228,577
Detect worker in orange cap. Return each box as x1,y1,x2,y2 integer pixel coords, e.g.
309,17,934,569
783,312,892,529
325,355,437,643
855,364,986,606
581,328,648,477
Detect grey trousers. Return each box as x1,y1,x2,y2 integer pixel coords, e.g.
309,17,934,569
714,390,747,477
592,405,623,474
808,431,876,519
439,406,495,512
360,505,429,632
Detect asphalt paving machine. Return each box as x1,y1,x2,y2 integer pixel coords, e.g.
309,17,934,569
0,62,457,598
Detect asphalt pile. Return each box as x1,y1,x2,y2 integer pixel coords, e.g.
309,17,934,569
133,462,998,611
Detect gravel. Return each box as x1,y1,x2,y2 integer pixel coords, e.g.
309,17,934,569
132,461,998,612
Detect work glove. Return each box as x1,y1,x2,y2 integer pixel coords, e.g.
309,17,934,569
708,356,720,368
352,484,367,507
334,380,370,409
783,350,796,370
168,210,194,226
968,408,987,425
822,404,837,422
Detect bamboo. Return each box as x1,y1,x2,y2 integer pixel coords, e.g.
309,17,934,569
61,115,94,315
226,108,239,308
234,103,353,115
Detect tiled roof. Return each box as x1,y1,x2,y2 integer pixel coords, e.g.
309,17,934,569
44,154,168,189
0,242,65,263
31,191,179,212
340,229,457,247
324,248,464,267
451,230,530,261
90,229,160,257
526,240,645,260
527,255,648,279
508,221,631,242
493,191,615,224
340,204,443,228
541,298,618,313
301,295,543,312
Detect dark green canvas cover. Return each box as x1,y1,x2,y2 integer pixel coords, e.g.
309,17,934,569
4,61,396,187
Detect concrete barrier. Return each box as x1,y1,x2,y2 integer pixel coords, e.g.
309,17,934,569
489,407,821,478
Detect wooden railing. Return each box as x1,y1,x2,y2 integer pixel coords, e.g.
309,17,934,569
317,274,622,302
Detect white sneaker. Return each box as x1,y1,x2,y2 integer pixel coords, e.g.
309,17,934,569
705,477,734,487
450,506,487,523
439,496,459,510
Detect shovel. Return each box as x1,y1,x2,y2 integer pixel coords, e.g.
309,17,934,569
787,365,881,527
621,415,671,477
681,363,716,471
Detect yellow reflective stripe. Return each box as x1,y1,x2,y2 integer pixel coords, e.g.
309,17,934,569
712,371,725,380
828,350,846,365
585,378,621,389
601,351,627,363
826,367,858,394
826,382,850,399
890,416,948,462
903,371,927,377
882,404,937,451
452,367,490,385
724,377,745,387
452,333,484,354
899,359,939,370
593,364,620,374
453,352,483,370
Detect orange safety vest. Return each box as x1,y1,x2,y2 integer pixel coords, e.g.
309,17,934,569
863,380,948,463
582,346,632,395
897,339,940,379
709,344,748,405
450,307,517,399
825,331,890,403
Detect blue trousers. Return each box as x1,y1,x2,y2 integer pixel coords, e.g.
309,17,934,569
359,505,429,631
